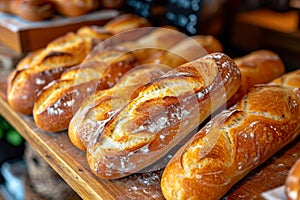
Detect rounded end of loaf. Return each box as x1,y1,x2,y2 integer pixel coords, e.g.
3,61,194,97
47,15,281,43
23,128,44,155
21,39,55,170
286,158,300,200
86,150,131,180
193,35,223,54
7,70,35,115
68,117,87,151
228,49,286,106
68,127,87,152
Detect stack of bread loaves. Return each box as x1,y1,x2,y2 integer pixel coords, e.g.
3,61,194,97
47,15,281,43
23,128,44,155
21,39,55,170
5,11,300,200
0,0,123,21
7,14,150,115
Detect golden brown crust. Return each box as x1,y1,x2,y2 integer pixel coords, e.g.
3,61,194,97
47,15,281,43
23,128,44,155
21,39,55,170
50,0,100,17
115,27,185,62
15,49,45,70
9,0,54,21
286,158,300,200
33,49,139,132
228,50,285,106
104,14,151,35
76,26,112,40
161,71,300,200
0,0,11,13
7,32,99,115
270,69,300,89
100,0,124,9
68,64,171,151
85,53,241,180
141,35,223,68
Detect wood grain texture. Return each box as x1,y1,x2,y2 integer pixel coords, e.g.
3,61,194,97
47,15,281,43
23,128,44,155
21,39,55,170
0,73,299,200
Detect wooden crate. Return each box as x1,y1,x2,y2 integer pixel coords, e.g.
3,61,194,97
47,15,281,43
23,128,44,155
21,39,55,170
0,10,119,53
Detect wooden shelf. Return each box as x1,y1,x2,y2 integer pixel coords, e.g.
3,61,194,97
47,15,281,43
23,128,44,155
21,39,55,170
0,73,300,200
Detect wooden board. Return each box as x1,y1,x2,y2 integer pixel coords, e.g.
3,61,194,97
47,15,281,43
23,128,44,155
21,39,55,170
0,73,299,200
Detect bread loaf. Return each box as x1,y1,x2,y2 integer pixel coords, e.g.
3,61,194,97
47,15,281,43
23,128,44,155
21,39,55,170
85,53,241,179
68,64,172,151
275,70,300,200
7,14,151,115
32,27,185,132
0,0,10,13
50,0,100,17
228,50,285,106
286,158,300,200
161,70,300,200
4,0,54,21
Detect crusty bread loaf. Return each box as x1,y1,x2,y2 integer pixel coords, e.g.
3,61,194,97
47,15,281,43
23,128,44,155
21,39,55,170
68,64,172,151
228,50,285,106
161,70,300,200
5,0,54,21
0,0,10,13
286,158,300,200
85,53,241,179
32,27,185,132
50,0,100,17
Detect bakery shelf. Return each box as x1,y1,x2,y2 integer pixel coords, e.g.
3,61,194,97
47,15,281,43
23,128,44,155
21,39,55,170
0,73,299,200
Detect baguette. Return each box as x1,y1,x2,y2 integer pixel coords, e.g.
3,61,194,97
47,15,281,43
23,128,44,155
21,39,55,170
68,64,172,151
161,70,300,200
228,50,285,106
50,0,99,17
32,27,185,132
86,53,241,179
7,0,54,21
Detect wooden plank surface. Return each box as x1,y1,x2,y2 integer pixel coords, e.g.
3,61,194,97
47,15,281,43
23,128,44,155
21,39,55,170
0,73,299,200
